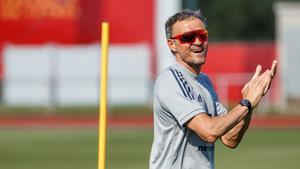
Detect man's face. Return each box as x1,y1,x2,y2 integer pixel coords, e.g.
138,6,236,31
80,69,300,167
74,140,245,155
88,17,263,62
168,17,208,67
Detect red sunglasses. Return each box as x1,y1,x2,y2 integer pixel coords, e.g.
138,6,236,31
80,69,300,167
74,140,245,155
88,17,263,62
171,29,208,44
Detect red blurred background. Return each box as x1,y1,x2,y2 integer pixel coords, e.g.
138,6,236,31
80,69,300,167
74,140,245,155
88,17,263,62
0,0,277,103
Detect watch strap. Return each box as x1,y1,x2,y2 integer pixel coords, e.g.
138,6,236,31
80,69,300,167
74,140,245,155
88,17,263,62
239,99,252,112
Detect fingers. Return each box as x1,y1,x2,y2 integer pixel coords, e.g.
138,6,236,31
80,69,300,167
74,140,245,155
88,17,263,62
263,60,278,94
242,61,278,98
254,69,270,86
242,65,262,96
262,69,273,95
260,70,272,86
243,70,270,107
251,65,262,80
250,69,271,96
270,60,277,77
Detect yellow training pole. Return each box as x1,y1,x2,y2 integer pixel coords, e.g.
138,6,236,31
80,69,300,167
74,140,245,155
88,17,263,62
98,22,109,169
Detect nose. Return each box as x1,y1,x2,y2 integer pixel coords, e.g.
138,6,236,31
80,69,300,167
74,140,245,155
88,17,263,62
193,36,203,45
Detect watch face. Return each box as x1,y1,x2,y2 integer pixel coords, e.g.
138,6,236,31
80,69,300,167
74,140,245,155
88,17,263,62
240,99,252,110
241,100,248,106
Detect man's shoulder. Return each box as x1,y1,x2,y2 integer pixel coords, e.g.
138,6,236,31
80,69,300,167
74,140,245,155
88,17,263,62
154,65,182,90
156,65,177,81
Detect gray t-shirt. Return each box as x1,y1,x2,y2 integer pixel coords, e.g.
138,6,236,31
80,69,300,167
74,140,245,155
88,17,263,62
149,63,227,169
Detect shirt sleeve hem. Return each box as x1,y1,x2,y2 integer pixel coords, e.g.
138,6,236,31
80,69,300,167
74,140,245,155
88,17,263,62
179,108,206,127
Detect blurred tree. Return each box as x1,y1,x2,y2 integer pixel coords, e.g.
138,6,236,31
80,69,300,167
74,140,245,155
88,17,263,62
182,0,300,41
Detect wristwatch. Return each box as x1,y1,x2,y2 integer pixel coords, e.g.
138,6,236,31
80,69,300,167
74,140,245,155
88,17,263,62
239,99,252,112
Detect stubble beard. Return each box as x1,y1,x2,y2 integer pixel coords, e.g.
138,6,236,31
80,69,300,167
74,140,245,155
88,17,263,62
188,49,207,67
176,48,207,73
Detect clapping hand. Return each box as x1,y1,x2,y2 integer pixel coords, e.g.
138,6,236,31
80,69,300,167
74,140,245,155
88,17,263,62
241,60,278,107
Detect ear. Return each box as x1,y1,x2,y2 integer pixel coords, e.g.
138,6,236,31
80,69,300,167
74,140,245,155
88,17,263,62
167,39,177,54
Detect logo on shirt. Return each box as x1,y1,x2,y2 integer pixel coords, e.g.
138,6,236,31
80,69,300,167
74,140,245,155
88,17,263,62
198,145,214,152
197,95,203,103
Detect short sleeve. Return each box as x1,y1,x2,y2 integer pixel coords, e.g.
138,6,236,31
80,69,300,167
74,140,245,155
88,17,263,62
216,101,227,116
156,70,206,126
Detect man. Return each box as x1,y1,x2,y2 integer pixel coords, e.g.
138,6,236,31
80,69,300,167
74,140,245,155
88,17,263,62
149,9,277,169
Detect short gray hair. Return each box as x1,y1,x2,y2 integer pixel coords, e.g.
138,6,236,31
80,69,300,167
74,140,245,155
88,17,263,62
165,9,207,39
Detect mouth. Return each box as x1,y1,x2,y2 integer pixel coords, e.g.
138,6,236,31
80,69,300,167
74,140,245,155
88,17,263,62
191,48,205,55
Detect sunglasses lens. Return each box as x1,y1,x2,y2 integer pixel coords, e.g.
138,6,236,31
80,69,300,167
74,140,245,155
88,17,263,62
179,32,196,43
199,33,208,42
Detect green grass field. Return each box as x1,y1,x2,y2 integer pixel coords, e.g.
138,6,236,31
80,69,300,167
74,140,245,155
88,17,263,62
0,128,299,169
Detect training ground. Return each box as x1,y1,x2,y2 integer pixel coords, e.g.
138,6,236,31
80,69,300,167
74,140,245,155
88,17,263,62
0,115,300,169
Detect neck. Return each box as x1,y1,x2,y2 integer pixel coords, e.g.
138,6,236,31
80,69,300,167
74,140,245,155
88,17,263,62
176,58,201,75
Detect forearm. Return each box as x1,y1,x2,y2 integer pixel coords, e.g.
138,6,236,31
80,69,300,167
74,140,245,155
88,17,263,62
209,104,250,137
221,109,253,148
219,62,276,148
188,104,249,142
189,61,277,144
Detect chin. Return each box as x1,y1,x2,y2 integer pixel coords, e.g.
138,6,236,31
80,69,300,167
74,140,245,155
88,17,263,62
188,60,205,67
197,61,206,66
196,57,206,65
200,60,206,65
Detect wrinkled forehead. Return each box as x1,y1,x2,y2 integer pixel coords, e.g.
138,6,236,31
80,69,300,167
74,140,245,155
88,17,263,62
172,17,206,36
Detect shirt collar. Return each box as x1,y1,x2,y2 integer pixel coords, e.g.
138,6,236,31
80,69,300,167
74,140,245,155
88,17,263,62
174,62,198,80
